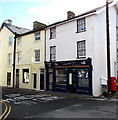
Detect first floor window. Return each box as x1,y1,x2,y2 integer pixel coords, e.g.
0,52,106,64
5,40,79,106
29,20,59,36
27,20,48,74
35,50,40,62
8,53,12,65
17,52,21,64
50,46,56,61
23,69,29,83
77,40,86,58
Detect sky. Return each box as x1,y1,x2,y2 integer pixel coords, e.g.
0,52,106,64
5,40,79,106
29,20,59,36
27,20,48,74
0,0,117,30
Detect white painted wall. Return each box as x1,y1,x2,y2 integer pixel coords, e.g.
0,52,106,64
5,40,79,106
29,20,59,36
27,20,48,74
46,5,117,96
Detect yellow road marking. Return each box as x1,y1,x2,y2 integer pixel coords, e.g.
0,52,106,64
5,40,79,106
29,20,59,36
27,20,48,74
0,100,11,120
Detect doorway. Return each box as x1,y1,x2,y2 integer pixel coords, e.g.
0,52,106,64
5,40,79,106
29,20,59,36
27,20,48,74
40,74,44,90
33,74,37,89
68,72,77,93
7,72,11,86
16,69,19,88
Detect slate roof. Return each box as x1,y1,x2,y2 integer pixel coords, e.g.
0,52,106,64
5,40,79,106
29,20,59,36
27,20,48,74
1,23,30,35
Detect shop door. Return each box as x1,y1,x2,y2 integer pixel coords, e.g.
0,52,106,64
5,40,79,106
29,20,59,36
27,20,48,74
78,69,92,95
16,69,19,88
68,72,77,93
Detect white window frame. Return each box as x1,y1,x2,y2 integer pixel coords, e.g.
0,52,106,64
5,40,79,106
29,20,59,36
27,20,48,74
17,51,21,64
8,53,12,65
34,50,40,63
50,27,56,39
9,36,13,46
35,32,40,41
50,46,56,61
77,40,86,58
77,18,86,33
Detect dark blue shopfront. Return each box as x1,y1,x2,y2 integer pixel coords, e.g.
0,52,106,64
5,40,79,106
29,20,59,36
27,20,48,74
45,58,92,95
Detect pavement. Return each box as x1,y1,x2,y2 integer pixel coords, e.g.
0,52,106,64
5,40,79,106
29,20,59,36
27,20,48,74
1,86,118,100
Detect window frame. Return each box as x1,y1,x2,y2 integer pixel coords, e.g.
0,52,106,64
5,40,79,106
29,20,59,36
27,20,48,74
23,69,29,83
9,36,13,46
77,40,86,58
35,32,40,41
17,37,22,45
50,27,56,39
34,50,40,63
50,46,56,61
17,51,21,64
8,53,12,66
77,18,86,33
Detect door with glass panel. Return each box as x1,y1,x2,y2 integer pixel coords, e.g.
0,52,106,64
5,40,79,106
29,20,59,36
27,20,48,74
78,69,92,95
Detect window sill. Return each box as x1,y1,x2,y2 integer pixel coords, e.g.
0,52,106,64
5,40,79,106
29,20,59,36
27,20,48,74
49,38,56,40
76,30,86,33
34,62,40,64
76,57,86,59
34,40,40,43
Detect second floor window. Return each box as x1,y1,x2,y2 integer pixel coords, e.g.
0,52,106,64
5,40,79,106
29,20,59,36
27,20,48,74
50,46,56,61
9,36,13,46
17,52,21,64
17,37,22,45
77,40,86,58
35,50,40,62
8,53,12,65
35,32,40,41
77,18,86,33
50,27,56,39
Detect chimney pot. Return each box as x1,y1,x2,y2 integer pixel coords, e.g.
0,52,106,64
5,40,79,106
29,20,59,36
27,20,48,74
4,19,12,25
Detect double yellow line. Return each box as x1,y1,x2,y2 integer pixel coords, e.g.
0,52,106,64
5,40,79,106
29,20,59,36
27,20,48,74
0,100,11,120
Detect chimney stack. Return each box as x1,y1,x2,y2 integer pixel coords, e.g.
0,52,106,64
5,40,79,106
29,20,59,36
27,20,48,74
67,11,75,19
4,19,12,25
33,21,47,30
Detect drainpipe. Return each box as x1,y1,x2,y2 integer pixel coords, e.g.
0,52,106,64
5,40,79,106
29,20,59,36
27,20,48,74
106,0,111,95
12,33,17,88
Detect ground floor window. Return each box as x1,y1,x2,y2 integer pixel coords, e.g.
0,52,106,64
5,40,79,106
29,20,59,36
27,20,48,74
23,69,29,83
56,69,66,85
78,69,89,87
7,72,11,85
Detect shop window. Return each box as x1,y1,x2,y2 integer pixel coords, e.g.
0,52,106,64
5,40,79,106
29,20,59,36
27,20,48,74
78,69,89,87
23,69,29,83
56,69,66,85
7,72,11,85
